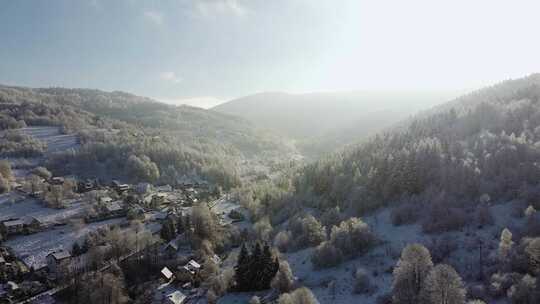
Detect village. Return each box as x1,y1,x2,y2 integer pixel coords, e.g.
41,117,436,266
0,171,249,304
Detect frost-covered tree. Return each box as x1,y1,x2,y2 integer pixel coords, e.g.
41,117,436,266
508,274,537,304
0,175,9,194
525,238,540,274
271,260,295,293
421,264,466,304
392,244,434,304
277,287,317,304
499,228,514,263
524,205,537,218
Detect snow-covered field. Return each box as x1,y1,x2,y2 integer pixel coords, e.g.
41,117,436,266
19,126,79,154
5,218,124,269
0,194,85,223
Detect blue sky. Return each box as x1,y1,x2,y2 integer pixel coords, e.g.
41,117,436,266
1,0,540,107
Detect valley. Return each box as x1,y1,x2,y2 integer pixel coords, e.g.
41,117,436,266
1,75,540,304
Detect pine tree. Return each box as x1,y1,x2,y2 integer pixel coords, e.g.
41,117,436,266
234,244,250,290
234,242,279,291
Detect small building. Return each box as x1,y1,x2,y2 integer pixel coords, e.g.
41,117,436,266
210,254,222,265
1,219,24,236
185,260,200,273
111,180,130,193
161,267,174,281
103,200,125,216
50,177,65,185
155,185,172,193
46,250,72,275
22,216,42,231
165,290,186,304
0,255,5,266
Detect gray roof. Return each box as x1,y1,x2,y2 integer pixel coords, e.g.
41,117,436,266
3,219,23,227
48,250,71,261
105,201,123,212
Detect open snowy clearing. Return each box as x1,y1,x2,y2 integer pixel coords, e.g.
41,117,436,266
5,218,124,269
19,126,79,154
0,194,86,224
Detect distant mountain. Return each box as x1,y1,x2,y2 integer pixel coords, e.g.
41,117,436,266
213,90,461,157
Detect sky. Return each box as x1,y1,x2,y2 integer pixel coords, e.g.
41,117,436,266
1,0,540,108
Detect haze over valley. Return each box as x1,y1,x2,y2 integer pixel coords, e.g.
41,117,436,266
1,1,540,304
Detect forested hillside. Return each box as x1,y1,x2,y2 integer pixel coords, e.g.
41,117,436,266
0,85,295,188
292,74,540,215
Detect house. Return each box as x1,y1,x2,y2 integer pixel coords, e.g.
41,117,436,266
103,200,125,216
46,250,71,275
155,185,172,193
185,260,201,273
111,180,130,193
50,177,65,185
210,254,222,265
1,219,24,236
78,179,97,193
22,216,42,231
0,255,5,266
164,290,186,304
161,267,174,281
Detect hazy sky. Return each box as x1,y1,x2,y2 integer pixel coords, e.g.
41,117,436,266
1,0,539,107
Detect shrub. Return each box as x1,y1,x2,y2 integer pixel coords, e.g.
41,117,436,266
249,296,261,304
507,274,536,304
32,166,52,180
353,268,373,294
329,217,376,258
289,215,326,249
0,175,9,194
277,287,317,304
391,203,420,226
274,230,292,252
476,204,494,227
254,217,273,241
311,242,343,269
422,205,468,233
271,260,295,293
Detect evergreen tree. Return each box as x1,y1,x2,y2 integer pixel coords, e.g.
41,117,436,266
234,242,279,291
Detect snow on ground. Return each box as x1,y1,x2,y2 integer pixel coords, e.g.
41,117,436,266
209,196,251,229
0,194,86,223
5,218,125,269
19,126,79,154
281,202,522,304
